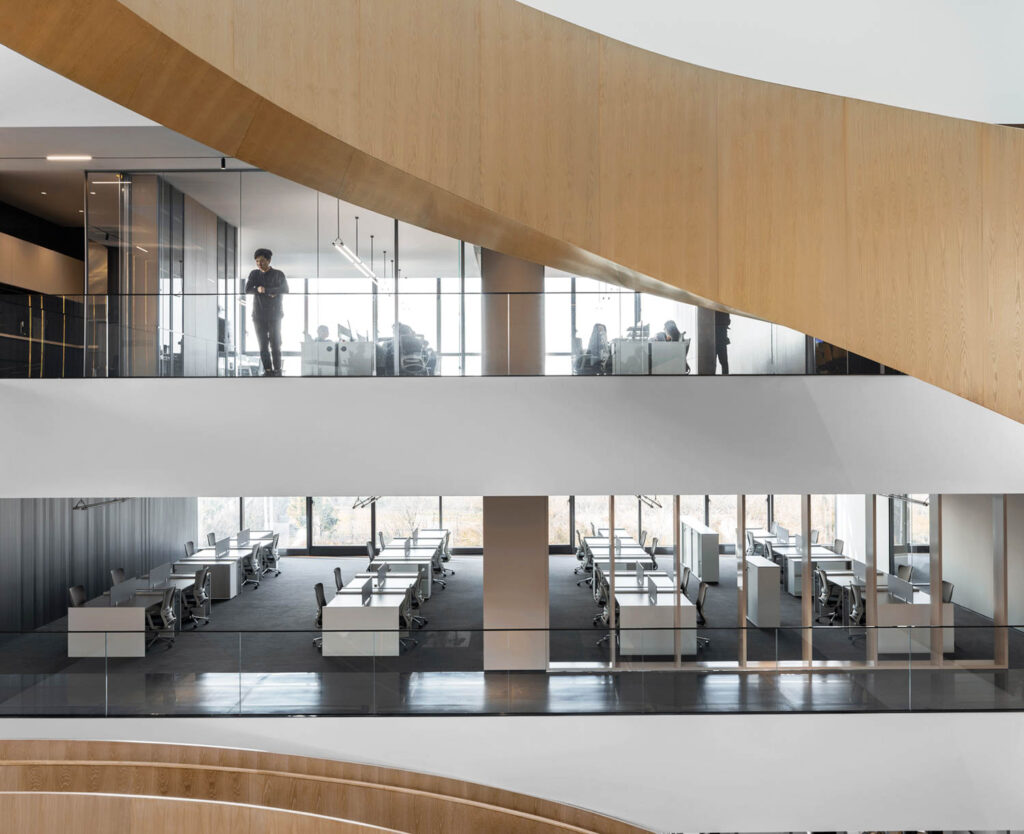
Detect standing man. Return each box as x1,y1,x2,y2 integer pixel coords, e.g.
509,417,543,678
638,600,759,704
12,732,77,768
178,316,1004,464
714,310,731,375
245,248,289,376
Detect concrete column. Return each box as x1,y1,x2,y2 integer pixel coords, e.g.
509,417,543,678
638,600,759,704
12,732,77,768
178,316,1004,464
479,248,544,375
482,496,549,670
480,250,549,669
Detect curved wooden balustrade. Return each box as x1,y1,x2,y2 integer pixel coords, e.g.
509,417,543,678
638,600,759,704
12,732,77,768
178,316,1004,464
0,740,650,834
3,0,1019,422
0,791,397,833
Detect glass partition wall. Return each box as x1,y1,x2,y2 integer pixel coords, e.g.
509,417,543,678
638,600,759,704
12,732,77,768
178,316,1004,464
60,168,888,379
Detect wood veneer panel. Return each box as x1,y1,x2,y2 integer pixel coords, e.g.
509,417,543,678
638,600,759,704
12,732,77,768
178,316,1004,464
0,741,650,834
982,125,1024,418
845,99,985,400
598,38,718,302
716,74,846,345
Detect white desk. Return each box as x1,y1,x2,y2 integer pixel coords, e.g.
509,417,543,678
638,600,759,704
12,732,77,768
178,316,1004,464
876,590,954,654
615,589,697,657
745,556,780,628
322,588,410,656
368,557,432,599
68,596,158,658
778,552,851,596
174,556,241,599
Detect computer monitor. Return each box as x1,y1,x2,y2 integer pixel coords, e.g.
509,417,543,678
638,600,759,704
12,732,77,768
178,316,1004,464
237,529,249,546
149,562,171,587
647,575,658,605
361,577,373,606
852,560,867,584
215,538,230,558
636,561,645,587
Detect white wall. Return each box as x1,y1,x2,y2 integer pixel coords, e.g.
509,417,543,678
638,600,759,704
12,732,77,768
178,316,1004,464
4,713,1024,832
4,376,1024,498
835,493,867,562
942,494,996,617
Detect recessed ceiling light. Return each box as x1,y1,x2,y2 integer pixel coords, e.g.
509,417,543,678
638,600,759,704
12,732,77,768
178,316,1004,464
46,154,92,161
40,191,47,195
89,191,96,195
78,209,84,214
136,246,149,253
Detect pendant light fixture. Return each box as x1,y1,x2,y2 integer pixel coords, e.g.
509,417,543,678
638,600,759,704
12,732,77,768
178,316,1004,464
331,199,377,283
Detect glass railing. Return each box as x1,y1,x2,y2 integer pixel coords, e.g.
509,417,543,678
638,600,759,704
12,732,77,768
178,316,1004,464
2,626,1020,715
0,290,887,379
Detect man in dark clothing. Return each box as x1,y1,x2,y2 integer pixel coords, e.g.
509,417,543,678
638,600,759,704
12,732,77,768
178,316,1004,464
714,310,731,375
244,248,289,376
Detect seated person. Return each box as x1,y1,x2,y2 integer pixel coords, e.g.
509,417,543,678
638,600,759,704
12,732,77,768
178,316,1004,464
663,320,682,342
314,324,331,342
574,323,610,375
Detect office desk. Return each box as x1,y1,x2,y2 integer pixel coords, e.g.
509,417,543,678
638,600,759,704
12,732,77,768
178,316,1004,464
174,556,241,599
367,558,432,599
776,551,851,596
322,590,410,656
596,528,629,537
876,590,954,654
593,555,657,575
614,589,697,656
68,595,159,657
745,556,780,628
599,571,674,603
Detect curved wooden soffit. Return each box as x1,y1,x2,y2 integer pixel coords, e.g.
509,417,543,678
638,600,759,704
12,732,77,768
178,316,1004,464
1,0,1022,422
0,739,650,834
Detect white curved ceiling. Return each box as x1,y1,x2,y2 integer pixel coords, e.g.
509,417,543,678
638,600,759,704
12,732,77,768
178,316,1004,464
519,0,1024,123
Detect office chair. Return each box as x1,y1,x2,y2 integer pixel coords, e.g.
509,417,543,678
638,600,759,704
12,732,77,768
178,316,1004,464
378,531,389,550
184,540,195,557
848,583,866,628
333,566,344,594
182,567,211,629
241,544,261,589
312,582,326,649
810,530,819,544
365,540,376,566
68,585,87,608
146,587,176,649
745,530,755,555
440,530,454,576
764,540,776,564
695,581,710,649
573,530,586,574
590,522,597,536
110,567,126,586
941,580,955,603
638,530,647,548
770,521,778,535
646,536,659,570
680,564,691,596
431,542,447,590
815,568,841,624
897,564,914,582
832,538,845,555
263,533,281,576
206,532,216,546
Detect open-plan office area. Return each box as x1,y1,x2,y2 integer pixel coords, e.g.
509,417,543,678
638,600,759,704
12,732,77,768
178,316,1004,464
1,491,1021,716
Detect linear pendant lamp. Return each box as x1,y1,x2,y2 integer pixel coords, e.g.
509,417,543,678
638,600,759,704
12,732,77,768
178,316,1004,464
332,200,377,284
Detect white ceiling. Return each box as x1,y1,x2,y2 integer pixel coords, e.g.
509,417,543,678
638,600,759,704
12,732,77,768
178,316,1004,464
519,0,1024,123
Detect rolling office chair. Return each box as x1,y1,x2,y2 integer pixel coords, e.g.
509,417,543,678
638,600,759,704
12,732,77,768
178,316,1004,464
832,538,845,555
184,541,195,557
440,530,454,576
145,587,177,649
110,568,126,586
241,545,261,589
378,531,389,550
365,540,376,566
745,530,755,555
573,530,587,574
897,564,914,582
431,544,447,591
680,565,692,596
638,530,647,548
182,567,211,629
68,585,86,608
695,581,710,649
848,583,866,626
312,582,326,649
333,566,344,594
646,536,659,570
590,522,597,536
263,533,281,577
815,568,842,624
206,532,216,546
941,580,955,603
